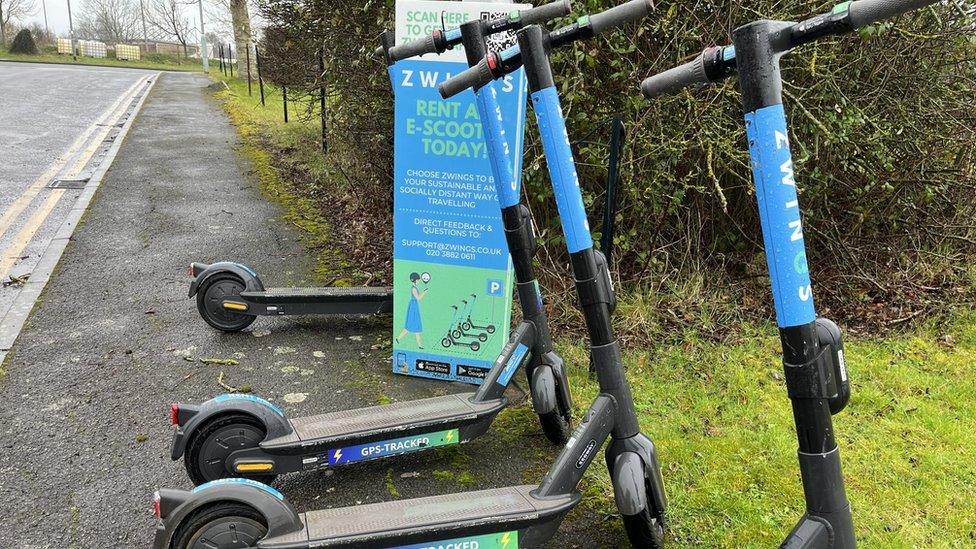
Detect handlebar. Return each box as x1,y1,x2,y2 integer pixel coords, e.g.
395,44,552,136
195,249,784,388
847,0,937,28
438,0,654,99
640,0,937,99
376,0,572,62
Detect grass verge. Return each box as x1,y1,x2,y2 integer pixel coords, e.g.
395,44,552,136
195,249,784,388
0,50,203,71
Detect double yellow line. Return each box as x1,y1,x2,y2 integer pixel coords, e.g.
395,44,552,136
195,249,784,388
0,75,150,279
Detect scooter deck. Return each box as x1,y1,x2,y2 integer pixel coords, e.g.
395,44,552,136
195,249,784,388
242,286,393,303
263,394,506,449
259,485,577,548
237,286,394,316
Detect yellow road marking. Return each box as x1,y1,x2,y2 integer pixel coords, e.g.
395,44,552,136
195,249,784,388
0,75,147,242
0,189,66,278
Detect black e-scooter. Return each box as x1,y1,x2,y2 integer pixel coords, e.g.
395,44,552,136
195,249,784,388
168,2,575,488
152,3,666,548
640,0,937,545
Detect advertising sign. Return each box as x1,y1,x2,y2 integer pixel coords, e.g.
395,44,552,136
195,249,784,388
391,0,528,384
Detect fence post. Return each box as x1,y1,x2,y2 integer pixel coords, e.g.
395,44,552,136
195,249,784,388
255,47,265,106
601,116,625,263
246,44,252,96
228,43,234,78
218,43,225,75
282,85,288,123
319,47,327,155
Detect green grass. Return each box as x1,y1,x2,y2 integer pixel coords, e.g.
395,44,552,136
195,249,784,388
525,309,976,546
0,50,203,71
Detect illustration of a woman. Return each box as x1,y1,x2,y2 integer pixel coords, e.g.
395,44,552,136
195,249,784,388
395,272,428,348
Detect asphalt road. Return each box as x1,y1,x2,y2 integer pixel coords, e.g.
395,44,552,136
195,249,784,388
0,66,609,548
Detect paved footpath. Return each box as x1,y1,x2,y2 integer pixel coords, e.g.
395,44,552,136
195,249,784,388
0,69,609,547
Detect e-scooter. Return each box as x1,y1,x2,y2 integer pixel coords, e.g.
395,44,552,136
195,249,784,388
152,3,664,548
167,2,575,488
639,0,937,545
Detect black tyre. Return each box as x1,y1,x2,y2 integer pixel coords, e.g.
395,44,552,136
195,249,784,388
486,325,496,334
441,337,452,348
470,342,480,352
477,333,488,342
538,409,572,444
171,502,267,549
196,274,256,332
462,320,473,331
451,328,463,339
184,414,276,486
621,477,666,549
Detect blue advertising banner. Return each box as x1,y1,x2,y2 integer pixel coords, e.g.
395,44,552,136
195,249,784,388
391,0,528,384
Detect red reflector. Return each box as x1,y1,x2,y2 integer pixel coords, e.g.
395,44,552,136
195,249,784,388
153,491,161,518
487,53,498,71
187,264,194,277
170,404,180,426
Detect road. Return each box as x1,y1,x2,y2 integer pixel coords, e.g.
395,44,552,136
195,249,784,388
0,64,609,547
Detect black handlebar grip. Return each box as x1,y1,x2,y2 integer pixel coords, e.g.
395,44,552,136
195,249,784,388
589,0,654,35
521,0,573,25
847,0,937,28
387,33,438,63
640,51,708,99
438,57,493,99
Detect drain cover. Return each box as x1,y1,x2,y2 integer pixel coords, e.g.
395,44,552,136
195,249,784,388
48,176,90,189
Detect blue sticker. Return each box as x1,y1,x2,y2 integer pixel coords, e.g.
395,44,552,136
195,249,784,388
744,104,816,328
328,429,459,466
497,343,528,387
486,278,505,296
500,45,520,62
722,45,735,61
192,478,284,500
213,394,285,417
531,86,592,253
444,27,462,42
476,86,520,208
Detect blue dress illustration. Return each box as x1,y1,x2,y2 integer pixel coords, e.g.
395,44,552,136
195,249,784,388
396,272,428,348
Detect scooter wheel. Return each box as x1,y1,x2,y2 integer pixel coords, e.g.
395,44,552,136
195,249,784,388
196,274,256,332
170,502,267,549
477,333,488,342
451,329,463,339
486,325,496,334
470,342,480,352
538,409,572,445
621,478,665,549
441,337,452,348
462,321,473,331
184,413,276,486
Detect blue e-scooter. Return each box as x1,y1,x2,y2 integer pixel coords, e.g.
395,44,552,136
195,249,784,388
151,2,665,548
639,0,939,546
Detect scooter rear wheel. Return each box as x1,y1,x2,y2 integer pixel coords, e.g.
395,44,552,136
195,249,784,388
621,476,665,548
197,275,256,332
538,409,571,444
184,413,277,486
171,502,267,549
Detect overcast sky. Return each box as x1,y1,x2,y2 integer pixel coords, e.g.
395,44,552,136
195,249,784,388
21,0,229,38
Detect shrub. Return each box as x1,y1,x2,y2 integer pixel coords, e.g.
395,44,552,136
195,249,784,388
10,29,38,55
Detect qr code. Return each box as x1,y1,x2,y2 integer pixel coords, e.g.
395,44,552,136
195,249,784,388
481,11,518,51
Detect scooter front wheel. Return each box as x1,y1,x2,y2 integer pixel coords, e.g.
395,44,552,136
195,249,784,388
184,413,276,486
196,274,256,332
538,409,571,445
170,502,267,549
621,476,665,548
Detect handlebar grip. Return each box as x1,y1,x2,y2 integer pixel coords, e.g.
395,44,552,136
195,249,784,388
521,0,573,25
640,51,708,99
847,0,937,28
438,57,493,99
387,34,438,63
589,0,654,35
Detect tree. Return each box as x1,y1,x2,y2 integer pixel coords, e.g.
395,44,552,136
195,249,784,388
76,0,140,43
229,0,255,77
0,0,36,46
146,0,190,57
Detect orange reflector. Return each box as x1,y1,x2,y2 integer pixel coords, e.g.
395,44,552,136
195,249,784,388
222,301,248,311
236,462,274,472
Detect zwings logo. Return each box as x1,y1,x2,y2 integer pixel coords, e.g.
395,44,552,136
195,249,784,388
575,439,597,469
773,129,812,304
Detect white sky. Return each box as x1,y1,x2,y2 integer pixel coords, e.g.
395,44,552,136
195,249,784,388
21,0,229,38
